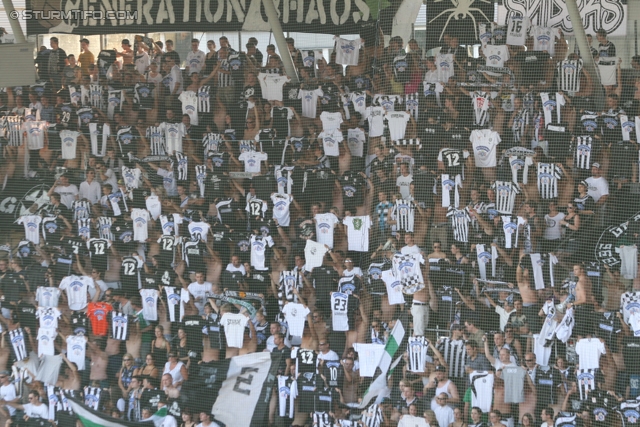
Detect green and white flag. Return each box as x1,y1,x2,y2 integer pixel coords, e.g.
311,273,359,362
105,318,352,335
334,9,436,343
68,397,153,427
359,320,405,408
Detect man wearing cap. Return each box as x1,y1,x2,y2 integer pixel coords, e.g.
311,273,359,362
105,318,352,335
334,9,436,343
0,371,16,418
116,39,134,65
584,162,609,227
186,39,206,76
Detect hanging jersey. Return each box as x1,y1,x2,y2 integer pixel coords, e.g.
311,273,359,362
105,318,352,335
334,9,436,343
331,292,351,332
471,91,491,127
537,163,562,199
59,129,80,160
87,302,112,336
492,181,520,214
407,336,427,372
436,53,455,83
131,208,150,242
36,306,61,329
470,371,495,413
36,287,61,308
164,286,190,322
292,347,317,376
558,59,583,93
250,234,274,271
509,154,534,184
392,199,415,233
107,89,124,120
471,129,501,168
59,275,93,311
72,200,91,221
163,122,185,155
391,252,426,295
109,311,130,340
540,92,565,125
506,15,530,45
140,289,159,321
86,122,109,158
146,125,166,155
17,215,42,245
532,26,560,56
278,375,297,419
447,207,471,243
194,85,212,113
438,148,469,178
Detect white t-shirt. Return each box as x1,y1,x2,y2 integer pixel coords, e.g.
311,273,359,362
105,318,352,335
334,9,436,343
66,335,87,370
318,130,343,157
315,213,340,248
271,193,293,227
238,151,268,173
258,73,290,101
483,45,510,75
364,106,385,137
185,49,206,74
220,312,249,348
575,338,606,370
131,208,150,242
24,402,49,419
382,269,405,305
250,235,275,271
298,88,323,118
304,240,328,271
585,176,609,203
59,275,94,311
471,129,501,168
531,26,561,56
282,302,310,337
385,111,410,141
343,216,372,252
0,383,16,415
319,111,343,133
54,184,79,209
178,91,199,126
396,174,413,200
334,37,363,66
60,129,80,160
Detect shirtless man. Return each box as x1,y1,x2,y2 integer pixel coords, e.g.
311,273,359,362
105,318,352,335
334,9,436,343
516,256,541,332
56,354,81,391
571,264,598,337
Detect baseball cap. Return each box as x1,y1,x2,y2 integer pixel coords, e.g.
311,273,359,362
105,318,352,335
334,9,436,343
592,162,601,168
122,39,130,45
579,180,589,187
435,365,447,372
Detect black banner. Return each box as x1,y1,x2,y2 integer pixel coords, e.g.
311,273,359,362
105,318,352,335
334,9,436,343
595,211,640,267
25,0,415,36
424,0,495,49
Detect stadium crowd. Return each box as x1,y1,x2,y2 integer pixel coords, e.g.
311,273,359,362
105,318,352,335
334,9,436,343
0,19,638,427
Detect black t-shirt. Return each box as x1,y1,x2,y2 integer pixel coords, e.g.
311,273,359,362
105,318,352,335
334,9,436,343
1,272,25,303
272,345,291,376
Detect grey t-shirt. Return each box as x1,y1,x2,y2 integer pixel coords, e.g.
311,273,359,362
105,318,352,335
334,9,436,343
502,364,526,403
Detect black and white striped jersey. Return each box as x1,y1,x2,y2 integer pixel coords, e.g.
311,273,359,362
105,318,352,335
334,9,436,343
557,59,583,93
392,199,415,233
447,206,471,243
492,181,521,214
573,136,594,170
537,163,562,199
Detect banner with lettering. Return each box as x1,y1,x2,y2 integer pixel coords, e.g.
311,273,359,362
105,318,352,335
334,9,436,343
595,210,640,267
25,0,421,41
498,0,627,37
